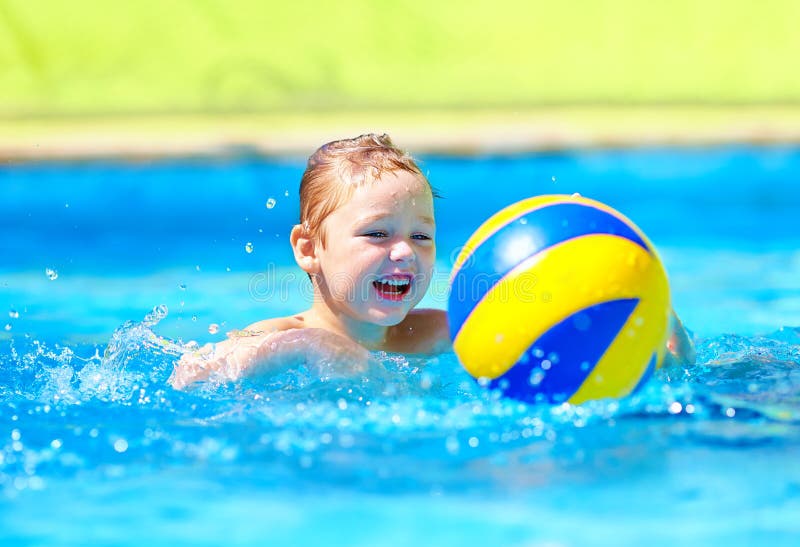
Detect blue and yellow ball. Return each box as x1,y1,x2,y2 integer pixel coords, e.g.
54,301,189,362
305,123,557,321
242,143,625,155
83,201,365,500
448,194,671,405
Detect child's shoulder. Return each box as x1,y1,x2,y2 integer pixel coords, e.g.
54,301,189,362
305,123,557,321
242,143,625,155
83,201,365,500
243,314,306,335
386,308,451,354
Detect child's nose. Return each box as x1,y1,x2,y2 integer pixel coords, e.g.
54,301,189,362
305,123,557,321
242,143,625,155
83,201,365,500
389,239,415,262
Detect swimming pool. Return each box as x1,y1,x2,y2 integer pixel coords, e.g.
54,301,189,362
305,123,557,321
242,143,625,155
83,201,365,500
2,147,799,545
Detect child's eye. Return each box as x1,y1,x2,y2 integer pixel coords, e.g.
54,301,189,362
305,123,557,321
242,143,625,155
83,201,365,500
411,233,433,241
363,231,388,238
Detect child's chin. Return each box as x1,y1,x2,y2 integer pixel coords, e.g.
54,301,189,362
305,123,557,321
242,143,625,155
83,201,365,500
368,309,408,327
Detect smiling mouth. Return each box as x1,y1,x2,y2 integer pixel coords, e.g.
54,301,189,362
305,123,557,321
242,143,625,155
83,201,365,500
373,277,412,300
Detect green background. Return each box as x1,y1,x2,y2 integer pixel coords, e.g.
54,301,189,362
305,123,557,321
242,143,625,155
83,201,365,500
2,0,799,118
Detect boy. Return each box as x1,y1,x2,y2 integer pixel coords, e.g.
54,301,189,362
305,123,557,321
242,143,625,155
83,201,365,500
170,134,694,389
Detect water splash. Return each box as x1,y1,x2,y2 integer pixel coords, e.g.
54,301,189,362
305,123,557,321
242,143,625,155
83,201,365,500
2,322,798,419
1,323,799,499
76,305,181,402
688,331,800,421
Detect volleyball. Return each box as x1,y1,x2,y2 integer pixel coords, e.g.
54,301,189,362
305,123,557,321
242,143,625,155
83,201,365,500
447,194,671,405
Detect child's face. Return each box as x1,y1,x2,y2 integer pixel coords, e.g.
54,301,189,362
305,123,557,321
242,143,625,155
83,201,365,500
314,170,436,327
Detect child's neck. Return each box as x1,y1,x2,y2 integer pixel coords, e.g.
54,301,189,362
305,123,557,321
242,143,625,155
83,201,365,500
304,303,388,350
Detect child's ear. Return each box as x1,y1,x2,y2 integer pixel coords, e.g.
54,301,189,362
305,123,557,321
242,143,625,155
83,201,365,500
290,224,319,274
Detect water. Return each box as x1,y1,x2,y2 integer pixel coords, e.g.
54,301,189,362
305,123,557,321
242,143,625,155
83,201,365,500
2,147,800,546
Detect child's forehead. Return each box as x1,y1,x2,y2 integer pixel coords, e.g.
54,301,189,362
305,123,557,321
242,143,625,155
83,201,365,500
347,187,434,218
348,171,431,201
317,170,434,230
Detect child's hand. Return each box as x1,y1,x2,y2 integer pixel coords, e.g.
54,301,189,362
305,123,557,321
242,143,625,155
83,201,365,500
168,335,261,389
168,328,372,389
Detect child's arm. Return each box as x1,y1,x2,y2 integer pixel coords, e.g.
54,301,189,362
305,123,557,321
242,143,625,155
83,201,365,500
169,324,370,389
664,309,696,367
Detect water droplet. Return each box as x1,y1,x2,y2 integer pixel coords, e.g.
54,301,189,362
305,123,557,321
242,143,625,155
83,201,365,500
529,369,545,386
245,242,254,253
571,192,581,198
195,265,201,272
265,198,276,209
551,176,557,182
45,268,58,280
191,315,197,322
208,323,219,335
113,439,128,453
519,217,528,225
178,283,187,291
9,309,19,319
468,436,479,448
284,190,289,197
541,359,552,371
668,402,683,414
4,324,11,331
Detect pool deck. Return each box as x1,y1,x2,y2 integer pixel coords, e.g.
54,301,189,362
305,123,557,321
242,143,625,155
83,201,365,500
2,106,800,160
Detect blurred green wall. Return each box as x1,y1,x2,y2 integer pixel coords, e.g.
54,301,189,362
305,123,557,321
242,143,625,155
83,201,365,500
1,0,799,117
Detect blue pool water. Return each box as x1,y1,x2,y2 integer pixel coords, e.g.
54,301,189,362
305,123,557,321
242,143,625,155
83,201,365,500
1,147,800,546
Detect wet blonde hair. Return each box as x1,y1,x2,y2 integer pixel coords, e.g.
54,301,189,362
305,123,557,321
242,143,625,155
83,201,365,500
299,133,434,246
